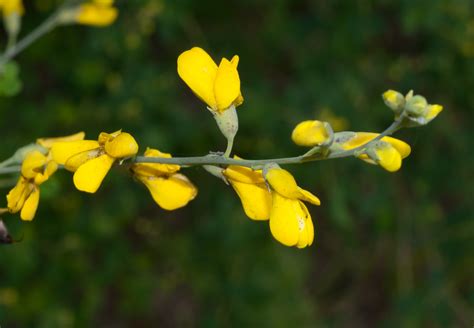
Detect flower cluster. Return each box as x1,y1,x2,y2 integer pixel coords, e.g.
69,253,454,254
1,45,444,249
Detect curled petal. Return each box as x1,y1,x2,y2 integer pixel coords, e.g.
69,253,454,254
6,177,29,213
34,161,58,185
177,47,218,109
73,154,115,193
21,151,47,179
98,130,121,145
51,140,100,165
214,57,241,112
36,132,85,149
104,132,139,158
20,187,40,221
228,180,271,220
138,173,197,210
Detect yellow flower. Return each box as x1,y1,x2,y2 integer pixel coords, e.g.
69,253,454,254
291,120,331,147
223,163,272,221
177,47,244,113
51,130,138,193
132,148,197,210
0,0,23,17
335,132,411,172
36,131,85,149
76,0,117,27
264,166,320,248
6,151,57,221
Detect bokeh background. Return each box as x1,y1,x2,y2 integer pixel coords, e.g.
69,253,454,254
0,0,473,327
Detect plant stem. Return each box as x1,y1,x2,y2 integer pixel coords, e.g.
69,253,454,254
0,12,60,69
0,117,405,174
0,166,22,174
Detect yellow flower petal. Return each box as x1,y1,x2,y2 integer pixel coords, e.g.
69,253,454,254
214,57,241,112
51,140,100,165
98,130,121,145
296,187,321,206
269,193,314,248
223,165,265,184
265,167,301,199
269,193,300,247
339,132,411,158
21,151,47,179
138,173,197,210
296,202,314,249
34,161,58,185
1,0,23,16
73,154,115,193
132,148,180,177
291,120,329,147
425,104,443,121
374,143,402,172
177,47,218,109
6,177,29,213
65,148,102,172
104,132,139,158
36,132,85,149
20,187,39,221
228,180,271,220
76,3,118,27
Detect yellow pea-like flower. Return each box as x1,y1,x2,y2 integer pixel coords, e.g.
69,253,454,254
132,148,197,211
51,130,138,193
335,132,411,172
6,151,57,221
291,120,331,147
264,166,320,248
177,47,244,113
36,132,85,149
223,164,272,221
75,0,117,27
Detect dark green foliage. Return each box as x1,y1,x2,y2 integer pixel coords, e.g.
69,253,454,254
0,0,472,326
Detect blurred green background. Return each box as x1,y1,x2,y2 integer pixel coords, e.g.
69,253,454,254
1,0,473,327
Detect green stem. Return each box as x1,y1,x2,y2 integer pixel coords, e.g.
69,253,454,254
0,166,21,174
223,137,234,158
0,117,405,174
0,12,60,69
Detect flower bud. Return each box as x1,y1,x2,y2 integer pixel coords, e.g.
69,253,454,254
291,120,332,147
382,90,405,113
405,95,428,117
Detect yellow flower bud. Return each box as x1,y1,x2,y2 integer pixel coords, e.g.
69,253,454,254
291,120,330,147
382,90,405,113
